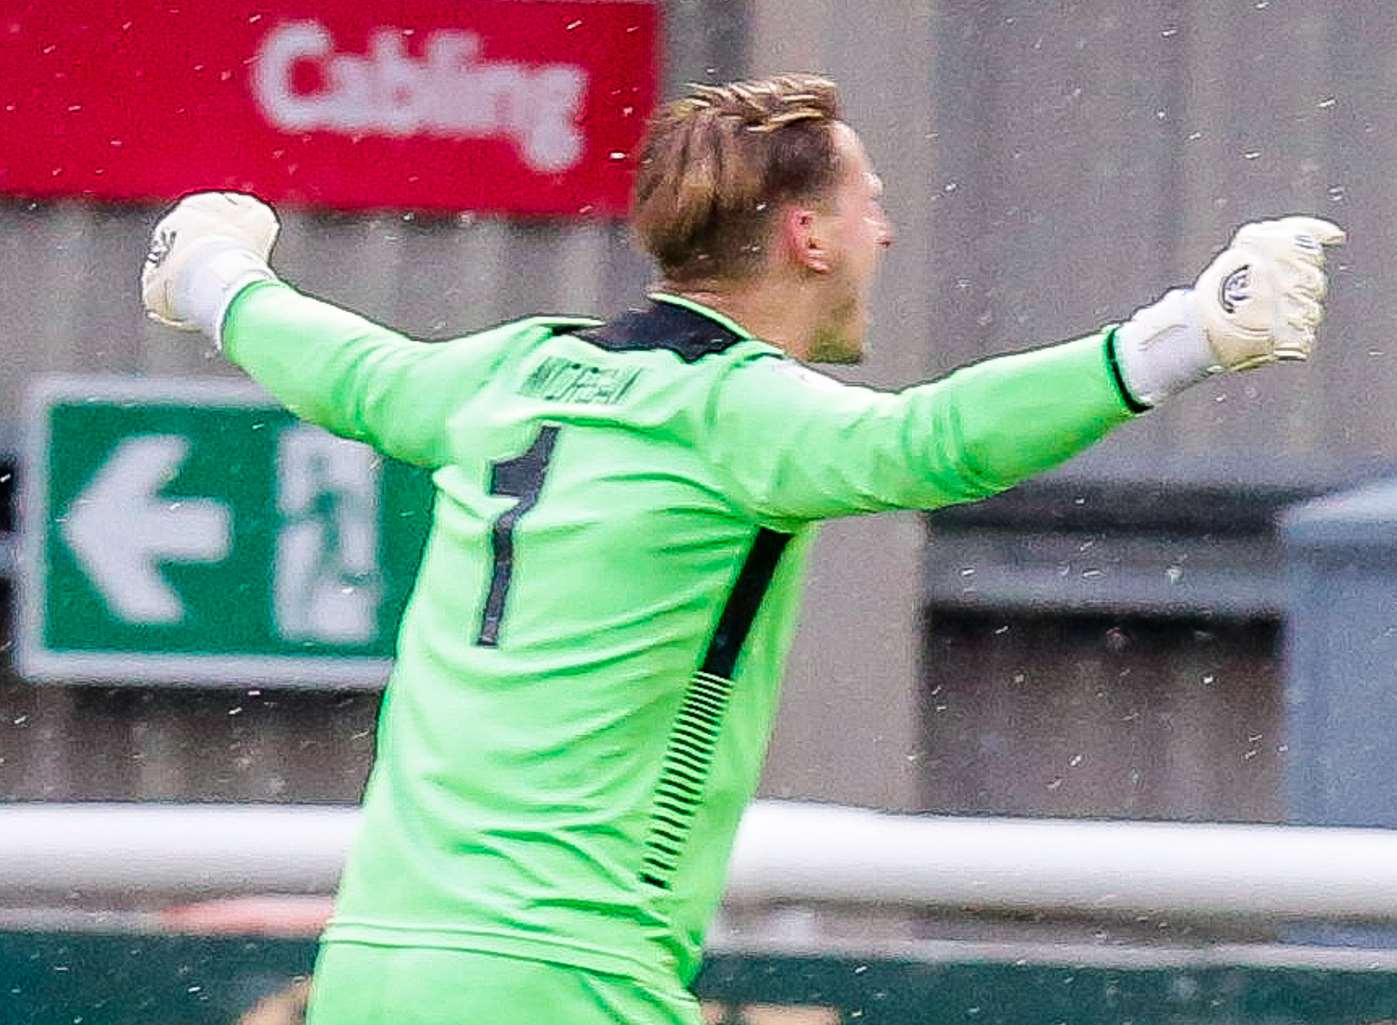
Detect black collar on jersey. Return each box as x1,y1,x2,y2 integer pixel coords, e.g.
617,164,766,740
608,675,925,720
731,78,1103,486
574,294,752,363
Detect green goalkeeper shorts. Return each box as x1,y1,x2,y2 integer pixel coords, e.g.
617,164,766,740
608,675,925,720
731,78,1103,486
304,942,705,1025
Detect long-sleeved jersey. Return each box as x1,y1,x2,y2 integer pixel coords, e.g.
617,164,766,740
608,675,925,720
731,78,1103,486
222,285,1137,988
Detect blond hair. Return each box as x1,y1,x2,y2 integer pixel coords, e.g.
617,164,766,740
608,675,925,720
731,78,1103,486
631,74,842,285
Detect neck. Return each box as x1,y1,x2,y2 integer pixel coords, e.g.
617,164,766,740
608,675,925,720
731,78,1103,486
661,276,824,361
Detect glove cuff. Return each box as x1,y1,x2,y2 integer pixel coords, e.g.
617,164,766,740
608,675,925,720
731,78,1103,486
173,237,277,348
1112,288,1221,407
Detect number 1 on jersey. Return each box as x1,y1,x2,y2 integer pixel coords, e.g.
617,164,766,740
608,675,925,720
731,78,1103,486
476,425,560,647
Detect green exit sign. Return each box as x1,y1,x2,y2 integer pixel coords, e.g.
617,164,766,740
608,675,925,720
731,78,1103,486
19,377,434,687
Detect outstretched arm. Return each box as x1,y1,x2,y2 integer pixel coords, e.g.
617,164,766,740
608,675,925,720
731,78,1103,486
707,333,1135,524
708,215,1345,525
219,281,498,469
140,191,504,469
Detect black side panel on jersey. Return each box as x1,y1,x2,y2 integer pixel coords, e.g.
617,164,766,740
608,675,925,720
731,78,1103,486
575,300,745,363
640,528,793,890
699,530,793,677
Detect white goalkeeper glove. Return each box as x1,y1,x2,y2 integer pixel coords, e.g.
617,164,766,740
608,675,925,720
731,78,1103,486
141,191,280,346
1113,215,1345,407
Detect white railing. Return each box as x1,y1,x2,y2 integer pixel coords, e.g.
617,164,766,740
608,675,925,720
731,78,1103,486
3,800,1397,922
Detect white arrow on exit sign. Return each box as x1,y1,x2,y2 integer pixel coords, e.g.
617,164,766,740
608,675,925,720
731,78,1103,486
60,434,231,624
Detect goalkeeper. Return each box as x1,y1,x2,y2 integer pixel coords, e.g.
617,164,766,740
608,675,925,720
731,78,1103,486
141,75,1342,1025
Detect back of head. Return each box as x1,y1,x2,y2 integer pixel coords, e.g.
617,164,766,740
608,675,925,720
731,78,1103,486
631,74,842,287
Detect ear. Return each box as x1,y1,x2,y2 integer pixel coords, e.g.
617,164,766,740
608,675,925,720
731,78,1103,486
780,203,833,274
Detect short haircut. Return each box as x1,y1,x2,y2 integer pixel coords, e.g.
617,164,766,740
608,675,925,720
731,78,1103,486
631,74,843,286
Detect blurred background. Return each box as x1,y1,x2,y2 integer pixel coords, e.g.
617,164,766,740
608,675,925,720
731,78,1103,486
6,1,1397,1023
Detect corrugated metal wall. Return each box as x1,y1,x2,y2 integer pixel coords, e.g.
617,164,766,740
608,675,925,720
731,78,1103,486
922,614,1284,822
926,0,1395,479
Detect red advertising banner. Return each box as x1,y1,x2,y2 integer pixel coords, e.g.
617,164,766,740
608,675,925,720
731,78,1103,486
0,0,659,216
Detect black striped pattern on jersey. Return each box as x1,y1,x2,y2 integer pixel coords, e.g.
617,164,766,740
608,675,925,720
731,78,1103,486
640,529,792,890
640,668,734,889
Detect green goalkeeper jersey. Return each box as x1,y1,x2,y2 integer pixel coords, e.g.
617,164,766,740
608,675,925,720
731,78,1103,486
222,284,1137,987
